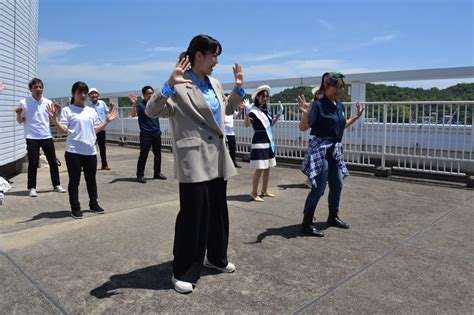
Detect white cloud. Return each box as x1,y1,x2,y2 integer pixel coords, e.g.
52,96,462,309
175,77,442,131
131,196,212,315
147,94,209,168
38,39,81,60
39,60,175,82
372,33,398,42
380,78,474,89
240,50,300,62
146,46,182,53
214,59,385,79
316,19,333,30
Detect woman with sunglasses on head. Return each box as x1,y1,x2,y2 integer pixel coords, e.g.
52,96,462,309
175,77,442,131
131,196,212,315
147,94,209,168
299,72,364,237
244,85,284,202
47,81,117,219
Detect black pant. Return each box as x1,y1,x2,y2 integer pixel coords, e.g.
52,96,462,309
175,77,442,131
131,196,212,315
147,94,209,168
26,138,60,189
136,132,162,177
226,135,237,165
65,151,98,211
173,177,229,283
96,130,108,168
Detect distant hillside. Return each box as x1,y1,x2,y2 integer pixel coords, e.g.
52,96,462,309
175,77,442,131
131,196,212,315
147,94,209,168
271,83,474,103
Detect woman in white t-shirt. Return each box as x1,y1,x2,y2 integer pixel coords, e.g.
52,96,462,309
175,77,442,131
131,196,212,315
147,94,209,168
47,81,117,219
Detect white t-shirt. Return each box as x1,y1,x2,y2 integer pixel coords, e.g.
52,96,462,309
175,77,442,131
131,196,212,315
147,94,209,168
60,105,99,155
224,111,239,136
18,96,53,139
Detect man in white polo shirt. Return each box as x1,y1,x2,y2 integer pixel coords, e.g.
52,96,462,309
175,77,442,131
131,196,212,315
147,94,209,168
14,78,66,197
87,88,113,170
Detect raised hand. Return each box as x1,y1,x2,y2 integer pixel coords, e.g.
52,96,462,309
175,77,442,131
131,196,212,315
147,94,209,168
108,102,116,111
128,94,138,104
297,95,311,114
233,63,243,87
168,56,192,87
277,101,285,116
106,108,118,122
242,98,252,115
54,102,62,114
354,101,364,118
46,103,58,119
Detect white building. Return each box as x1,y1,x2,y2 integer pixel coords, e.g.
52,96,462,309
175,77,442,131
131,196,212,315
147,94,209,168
0,0,39,175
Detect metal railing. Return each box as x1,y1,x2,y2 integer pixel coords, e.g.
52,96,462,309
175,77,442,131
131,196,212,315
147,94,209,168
106,101,474,178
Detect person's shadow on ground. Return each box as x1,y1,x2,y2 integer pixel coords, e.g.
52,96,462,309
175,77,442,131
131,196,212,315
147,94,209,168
6,189,55,196
277,183,309,190
226,194,254,202
90,260,220,298
17,210,95,223
108,177,141,184
247,222,328,244
90,261,174,298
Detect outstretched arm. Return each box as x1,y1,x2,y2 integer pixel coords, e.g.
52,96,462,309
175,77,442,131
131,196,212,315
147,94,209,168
146,56,192,118
15,107,24,124
297,95,312,131
345,101,364,128
129,94,138,117
224,63,245,115
47,103,67,133
95,108,118,133
271,101,284,126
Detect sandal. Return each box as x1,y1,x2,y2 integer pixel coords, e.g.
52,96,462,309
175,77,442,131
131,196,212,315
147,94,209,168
250,193,264,202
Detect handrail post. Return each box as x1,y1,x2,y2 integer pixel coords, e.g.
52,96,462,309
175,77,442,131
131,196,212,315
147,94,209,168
382,102,387,168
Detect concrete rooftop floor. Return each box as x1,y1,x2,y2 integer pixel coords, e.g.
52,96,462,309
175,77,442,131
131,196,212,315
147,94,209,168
1,143,473,314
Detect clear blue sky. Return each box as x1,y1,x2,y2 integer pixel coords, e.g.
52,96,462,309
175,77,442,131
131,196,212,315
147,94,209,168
38,0,473,97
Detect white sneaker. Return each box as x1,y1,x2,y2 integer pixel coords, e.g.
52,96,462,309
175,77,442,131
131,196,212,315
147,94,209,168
203,257,236,273
54,185,67,193
29,188,38,197
171,275,194,294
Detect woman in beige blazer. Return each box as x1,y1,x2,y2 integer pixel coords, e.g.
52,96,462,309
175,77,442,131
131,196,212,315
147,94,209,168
146,34,244,294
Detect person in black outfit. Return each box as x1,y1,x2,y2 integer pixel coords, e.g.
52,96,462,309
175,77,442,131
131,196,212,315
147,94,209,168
129,86,167,183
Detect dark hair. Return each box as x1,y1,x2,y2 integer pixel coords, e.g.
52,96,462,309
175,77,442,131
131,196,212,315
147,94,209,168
141,85,154,95
181,34,222,65
28,78,43,89
254,90,269,108
315,72,345,97
70,81,89,104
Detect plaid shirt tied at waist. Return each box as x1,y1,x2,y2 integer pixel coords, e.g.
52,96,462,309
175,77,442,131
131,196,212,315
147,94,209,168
301,137,349,188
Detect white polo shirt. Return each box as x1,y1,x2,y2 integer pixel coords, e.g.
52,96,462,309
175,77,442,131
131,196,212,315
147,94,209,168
224,111,239,136
18,96,53,139
60,105,99,155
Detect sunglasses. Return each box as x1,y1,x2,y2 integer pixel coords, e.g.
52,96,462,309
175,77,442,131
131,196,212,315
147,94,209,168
324,72,345,87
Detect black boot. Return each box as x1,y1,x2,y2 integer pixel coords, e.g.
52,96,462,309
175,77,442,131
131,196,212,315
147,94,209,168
301,212,324,237
327,210,349,229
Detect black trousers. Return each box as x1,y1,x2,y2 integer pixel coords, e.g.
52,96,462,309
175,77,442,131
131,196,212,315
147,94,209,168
64,151,98,211
226,135,237,165
26,138,60,189
96,130,108,167
173,177,229,283
136,132,162,177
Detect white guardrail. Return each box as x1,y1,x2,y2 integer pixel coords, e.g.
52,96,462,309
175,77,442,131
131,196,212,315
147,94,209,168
100,101,473,178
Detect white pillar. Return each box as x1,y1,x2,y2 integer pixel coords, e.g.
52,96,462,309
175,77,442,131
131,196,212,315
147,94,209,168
350,82,366,125
350,82,366,102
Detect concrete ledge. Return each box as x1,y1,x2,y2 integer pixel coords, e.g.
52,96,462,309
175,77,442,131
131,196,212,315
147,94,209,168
466,176,474,188
374,166,392,177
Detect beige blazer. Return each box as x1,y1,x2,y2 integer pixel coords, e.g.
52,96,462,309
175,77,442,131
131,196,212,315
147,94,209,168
146,72,243,183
